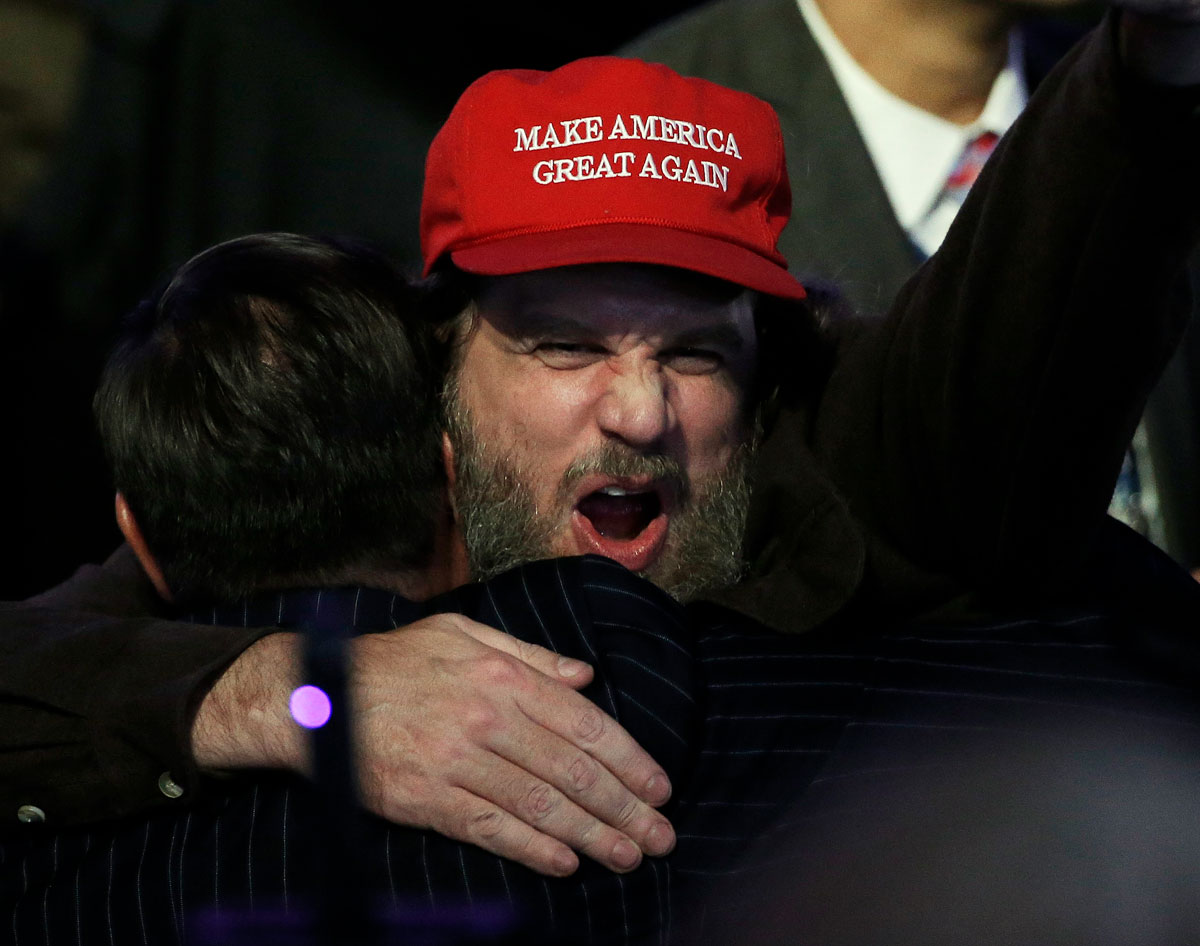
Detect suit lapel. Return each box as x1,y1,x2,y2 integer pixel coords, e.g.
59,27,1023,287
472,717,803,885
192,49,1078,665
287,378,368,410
759,0,919,316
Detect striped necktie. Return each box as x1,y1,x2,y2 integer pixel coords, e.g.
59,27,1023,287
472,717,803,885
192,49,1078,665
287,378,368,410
942,130,1000,206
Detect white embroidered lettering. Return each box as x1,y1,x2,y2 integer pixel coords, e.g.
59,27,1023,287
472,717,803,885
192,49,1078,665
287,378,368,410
706,161,730,191
608,114,631,140
632,115,656,140
515,126,543,152
611,152,636,176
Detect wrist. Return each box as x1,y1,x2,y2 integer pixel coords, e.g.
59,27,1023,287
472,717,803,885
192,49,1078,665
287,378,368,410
190,631,309,774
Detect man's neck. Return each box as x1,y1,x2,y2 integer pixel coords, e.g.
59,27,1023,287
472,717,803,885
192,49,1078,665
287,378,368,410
326,507,470,601
814,0,1018,124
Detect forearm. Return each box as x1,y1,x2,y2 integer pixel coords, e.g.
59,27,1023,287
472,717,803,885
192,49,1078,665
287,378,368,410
191,631,307,773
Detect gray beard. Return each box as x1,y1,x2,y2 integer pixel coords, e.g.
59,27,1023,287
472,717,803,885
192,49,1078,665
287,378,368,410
444,384,754,602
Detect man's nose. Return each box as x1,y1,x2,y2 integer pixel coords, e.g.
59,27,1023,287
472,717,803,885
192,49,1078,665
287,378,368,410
596,358,671,448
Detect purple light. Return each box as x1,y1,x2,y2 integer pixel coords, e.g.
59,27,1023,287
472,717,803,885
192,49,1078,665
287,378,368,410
289,685,332,729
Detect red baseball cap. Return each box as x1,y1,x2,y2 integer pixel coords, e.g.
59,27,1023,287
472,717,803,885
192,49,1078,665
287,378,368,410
420,56,805,299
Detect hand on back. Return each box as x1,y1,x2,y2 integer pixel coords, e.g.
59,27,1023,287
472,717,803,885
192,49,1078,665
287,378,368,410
192,616,676,876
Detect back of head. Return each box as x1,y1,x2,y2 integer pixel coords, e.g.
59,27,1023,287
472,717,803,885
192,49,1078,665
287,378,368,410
95,233,453,604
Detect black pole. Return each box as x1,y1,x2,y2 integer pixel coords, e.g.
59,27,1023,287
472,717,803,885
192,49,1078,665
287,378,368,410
302,621,377,945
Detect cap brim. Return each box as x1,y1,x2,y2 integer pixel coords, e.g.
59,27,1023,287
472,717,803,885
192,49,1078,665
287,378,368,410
448,223,806,300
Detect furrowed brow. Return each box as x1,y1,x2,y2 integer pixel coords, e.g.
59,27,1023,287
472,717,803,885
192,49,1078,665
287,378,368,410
672,323,746,352
494,309,593,339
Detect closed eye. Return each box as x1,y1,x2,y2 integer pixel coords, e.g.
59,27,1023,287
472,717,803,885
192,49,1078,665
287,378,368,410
533,341,608,369
660,347,725,374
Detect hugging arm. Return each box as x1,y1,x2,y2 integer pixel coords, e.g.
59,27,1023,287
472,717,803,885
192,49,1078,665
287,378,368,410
0,551,672,875
194,614,674,877
0,547,266,828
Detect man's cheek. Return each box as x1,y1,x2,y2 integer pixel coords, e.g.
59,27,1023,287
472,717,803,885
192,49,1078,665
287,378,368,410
682,403,745,461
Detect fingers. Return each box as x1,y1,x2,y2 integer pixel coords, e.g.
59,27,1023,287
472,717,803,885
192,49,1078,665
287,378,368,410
452,614,673,808
429,788,581,877
350,614,676,877
450,619,676,856
489,723,676,869
457,754,651,874
455,616,594,690
517,673,673,809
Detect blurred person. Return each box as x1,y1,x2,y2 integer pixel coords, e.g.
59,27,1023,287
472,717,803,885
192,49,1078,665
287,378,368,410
0,0,86,222
623,0,1098,310
701,706,1200,946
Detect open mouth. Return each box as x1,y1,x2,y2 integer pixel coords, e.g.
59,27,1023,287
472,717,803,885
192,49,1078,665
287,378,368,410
576,486,663,540
570,480,671,571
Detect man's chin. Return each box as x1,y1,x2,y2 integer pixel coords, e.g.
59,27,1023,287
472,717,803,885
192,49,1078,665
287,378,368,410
569,509,670,572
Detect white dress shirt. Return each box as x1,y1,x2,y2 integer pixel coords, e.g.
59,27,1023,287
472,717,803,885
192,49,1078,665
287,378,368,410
796,0,1028,256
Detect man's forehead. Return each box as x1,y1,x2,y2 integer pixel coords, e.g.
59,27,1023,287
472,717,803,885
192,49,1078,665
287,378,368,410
474,263,756,330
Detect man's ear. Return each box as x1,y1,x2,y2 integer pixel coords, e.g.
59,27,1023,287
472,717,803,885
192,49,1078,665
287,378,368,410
114,492,173,602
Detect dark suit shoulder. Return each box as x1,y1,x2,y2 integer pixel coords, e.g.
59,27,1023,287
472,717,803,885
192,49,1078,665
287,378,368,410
620,0,809,102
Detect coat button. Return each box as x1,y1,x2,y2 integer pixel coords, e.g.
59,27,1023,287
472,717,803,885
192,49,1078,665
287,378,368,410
158,772,185,799
17,804,46,824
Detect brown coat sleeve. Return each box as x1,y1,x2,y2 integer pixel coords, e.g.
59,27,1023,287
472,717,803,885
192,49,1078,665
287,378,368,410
0,547,270,834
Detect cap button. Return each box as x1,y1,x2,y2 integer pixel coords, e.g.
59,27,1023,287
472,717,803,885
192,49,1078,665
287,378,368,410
17,804,46,824
158,771,185,799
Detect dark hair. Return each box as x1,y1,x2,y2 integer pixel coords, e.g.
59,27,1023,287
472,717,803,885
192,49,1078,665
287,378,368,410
750,279,839,431
95,233,455,604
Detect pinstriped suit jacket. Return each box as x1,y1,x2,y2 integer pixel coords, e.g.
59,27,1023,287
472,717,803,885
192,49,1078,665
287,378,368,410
6,554,1199,945
6,557,697,946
